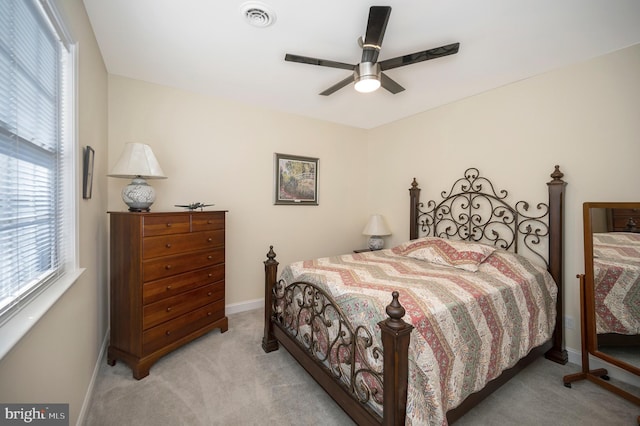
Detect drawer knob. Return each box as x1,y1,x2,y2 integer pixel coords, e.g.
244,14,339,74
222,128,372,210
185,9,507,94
166,243,172,248
207,255,213,260
207,237,213,242
207,220,212,224
207,312,212,316
166,223,172,227
207,292,212,296
166,307,172,312
165,265,172,270
165,330,171,336
208,273,212,278
166,285,172,290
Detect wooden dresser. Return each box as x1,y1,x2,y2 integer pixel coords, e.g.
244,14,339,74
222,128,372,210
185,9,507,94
107,210,228,379
607,208,640,232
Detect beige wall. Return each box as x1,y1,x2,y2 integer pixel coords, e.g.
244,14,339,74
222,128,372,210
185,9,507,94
368,43,640,353
0,0,109,424
107,76,369,305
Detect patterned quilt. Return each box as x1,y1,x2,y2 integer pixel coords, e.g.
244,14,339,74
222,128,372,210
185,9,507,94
593,232,640,335
279,237,557,425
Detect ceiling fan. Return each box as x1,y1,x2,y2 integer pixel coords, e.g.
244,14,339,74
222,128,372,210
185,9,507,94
284,6,460,96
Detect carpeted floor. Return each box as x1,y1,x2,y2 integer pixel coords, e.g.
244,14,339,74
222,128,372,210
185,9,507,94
84,309,639,425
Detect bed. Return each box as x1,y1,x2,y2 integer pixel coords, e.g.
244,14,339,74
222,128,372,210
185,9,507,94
261,166,568,425
593,232,640,338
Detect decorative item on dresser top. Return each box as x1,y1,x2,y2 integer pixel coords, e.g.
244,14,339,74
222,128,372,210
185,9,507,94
108,210,228,379
108,143,167,212
607,207,640,232
175,202,215,211
262,165,567,425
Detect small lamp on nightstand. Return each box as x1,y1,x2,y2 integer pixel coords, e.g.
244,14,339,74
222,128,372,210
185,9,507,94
362,214,391,250
108,143,167,212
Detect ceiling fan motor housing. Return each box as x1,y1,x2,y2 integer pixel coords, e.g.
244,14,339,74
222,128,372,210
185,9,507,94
354,62,381,92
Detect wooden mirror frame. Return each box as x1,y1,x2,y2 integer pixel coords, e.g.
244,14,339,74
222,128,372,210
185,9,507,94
568,201,640,406
584,202,640,376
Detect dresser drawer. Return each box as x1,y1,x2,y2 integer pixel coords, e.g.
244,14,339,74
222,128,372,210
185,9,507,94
143,215,191,237
611,208,640,217
142,300,225,355
143,281,224,329
143,230,224,259
192,213,225,232
611,216,639,229
608,208,640,231
143,247,224,282
143,264,224,305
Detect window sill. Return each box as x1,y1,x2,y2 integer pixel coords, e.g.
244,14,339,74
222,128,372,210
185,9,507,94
0,268,86,360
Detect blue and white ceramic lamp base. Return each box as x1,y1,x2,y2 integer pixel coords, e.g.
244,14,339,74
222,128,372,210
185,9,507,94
122,177,156,212
367,236,384,250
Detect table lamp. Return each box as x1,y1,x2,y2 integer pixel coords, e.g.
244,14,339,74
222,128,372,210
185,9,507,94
108,143,167,212
362,214,391,250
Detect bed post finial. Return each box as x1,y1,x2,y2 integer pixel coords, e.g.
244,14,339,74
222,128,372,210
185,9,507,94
379,292,414,425
262,246,279,353
385,291,408,330
266,245,277,262
546,165,568,365
550,165,564,182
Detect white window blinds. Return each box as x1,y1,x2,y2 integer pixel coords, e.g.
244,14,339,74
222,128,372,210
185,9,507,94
0,0,75,321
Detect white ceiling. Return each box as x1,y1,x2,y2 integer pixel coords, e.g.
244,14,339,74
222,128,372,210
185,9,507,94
82,0,640,129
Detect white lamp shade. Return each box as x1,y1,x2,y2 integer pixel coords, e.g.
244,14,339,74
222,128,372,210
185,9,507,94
108,143,167,179
362,214,391,236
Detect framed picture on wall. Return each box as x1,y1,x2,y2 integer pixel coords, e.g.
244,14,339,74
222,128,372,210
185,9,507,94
274,153,319,205
83,146,95,199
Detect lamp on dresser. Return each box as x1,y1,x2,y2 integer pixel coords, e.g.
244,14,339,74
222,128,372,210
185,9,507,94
108,142,167,212
362,214,391,250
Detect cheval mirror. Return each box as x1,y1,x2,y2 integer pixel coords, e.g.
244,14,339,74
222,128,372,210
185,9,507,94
564,202,640,419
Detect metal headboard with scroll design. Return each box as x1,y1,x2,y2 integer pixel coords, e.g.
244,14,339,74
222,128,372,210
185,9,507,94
408,164,568,392
409,167,562,269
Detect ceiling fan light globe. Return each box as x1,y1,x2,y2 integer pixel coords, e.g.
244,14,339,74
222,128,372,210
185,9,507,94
354,77,381,93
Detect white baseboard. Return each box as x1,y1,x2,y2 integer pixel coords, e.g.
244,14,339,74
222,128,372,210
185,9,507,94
76,328,109,426
226,298,263,315
566,345,640,389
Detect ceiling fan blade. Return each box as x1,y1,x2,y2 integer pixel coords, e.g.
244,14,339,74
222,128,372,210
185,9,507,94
285,54,355,71
380,73,405,94
319,75,354,96
378,42,460,71
361,6,391,64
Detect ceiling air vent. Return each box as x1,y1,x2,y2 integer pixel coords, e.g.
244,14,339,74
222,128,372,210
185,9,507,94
240,2,276,28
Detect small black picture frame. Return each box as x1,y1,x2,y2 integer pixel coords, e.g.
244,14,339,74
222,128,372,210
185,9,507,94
83,146,95,199
274,153,319,205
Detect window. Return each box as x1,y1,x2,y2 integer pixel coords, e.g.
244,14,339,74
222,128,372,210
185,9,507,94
0,0,76,324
